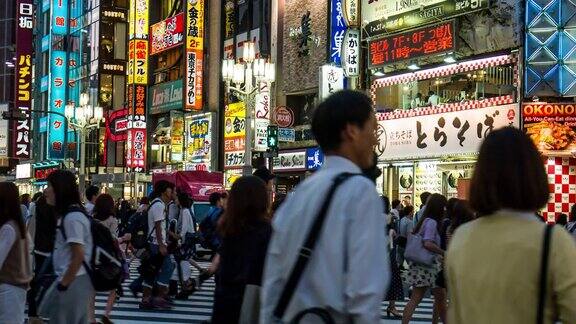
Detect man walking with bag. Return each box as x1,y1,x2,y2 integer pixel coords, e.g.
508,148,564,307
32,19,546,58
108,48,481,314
260,90,390,324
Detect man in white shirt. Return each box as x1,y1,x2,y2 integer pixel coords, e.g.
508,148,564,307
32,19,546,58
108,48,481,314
141,180,175,309
260,90,390,324
427,90,440,106
84,185,99,216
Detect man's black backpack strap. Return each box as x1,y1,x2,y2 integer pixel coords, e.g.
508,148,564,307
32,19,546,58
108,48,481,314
537,224,554,324
273,172,360,321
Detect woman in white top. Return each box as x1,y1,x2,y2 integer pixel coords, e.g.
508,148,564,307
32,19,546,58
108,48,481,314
173,192,204,299
0,182,32,324
39,170,94,324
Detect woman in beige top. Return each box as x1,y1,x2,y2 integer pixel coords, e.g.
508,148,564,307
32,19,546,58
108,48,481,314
446,127,576,324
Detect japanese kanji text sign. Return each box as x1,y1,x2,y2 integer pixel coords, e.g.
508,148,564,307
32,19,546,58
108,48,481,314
368,21,455,67
150,13,184,55
48,51,67,160
14,0,33,159
375,103,519,161
330,0,346,65
186,113,211,166
186,0,204,110
224,102,246,169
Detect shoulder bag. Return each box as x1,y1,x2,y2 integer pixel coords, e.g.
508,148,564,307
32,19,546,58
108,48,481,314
272,172,360,324
404,218,435,267
537,224,554,324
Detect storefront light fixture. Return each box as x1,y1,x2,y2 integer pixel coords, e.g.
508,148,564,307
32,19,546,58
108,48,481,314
444,55,457,64
373,69,385,77
408,61,420,70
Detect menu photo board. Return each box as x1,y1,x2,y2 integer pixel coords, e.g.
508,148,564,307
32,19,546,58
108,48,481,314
523,103,576,157
369,20,455,68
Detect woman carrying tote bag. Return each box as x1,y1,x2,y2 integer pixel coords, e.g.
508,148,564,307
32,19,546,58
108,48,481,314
402,193,448,324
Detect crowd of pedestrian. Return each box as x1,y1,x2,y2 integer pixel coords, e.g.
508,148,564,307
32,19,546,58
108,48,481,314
1,90,576,324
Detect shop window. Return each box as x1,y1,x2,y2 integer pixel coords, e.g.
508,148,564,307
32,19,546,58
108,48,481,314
114,22,126,60
113,75,125,109
373,64,517,112
115,141,125,167
286,94,317,127
99,74,113,109
100,21,115,62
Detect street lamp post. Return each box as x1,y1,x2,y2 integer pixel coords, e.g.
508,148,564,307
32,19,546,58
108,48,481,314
222,42,276,175
65,93,104,200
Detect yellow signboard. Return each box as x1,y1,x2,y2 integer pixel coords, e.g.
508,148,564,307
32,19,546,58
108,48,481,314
129,0,149,39
187,0,204,51
127,39,149,85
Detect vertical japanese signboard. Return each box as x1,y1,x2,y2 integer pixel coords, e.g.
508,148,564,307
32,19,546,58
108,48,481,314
48,51,67,160
170,111,184,162
0,104,8,157
341,28,360,77
224,102,246,169
330,0,346,65
186,0,204,111
319,65,344,100
254,83,271,152
126,0,149,172
52,0,68,35
14,0,33,159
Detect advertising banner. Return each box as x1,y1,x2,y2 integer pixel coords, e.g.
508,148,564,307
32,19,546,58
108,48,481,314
273,150,307,172
319,65,344,100
0,104,8,157
48,51,67,160
150,13,185,55
149,79,183,114
278,128,295,142
52,0,68,35
126,85,147,171
523,103,576,157
170,110,184,162
330,0,346,65
368,21,455,68
342,28,360,77
343,0,359,27
376,103,519,161
128,39,149,85
129,0,149,39
254,83,271,152
306,147,324,170
186,113,212,168
186,0,205,110
361,0,487,38
224,102,246,169
14,0,33,159
106,108,129,142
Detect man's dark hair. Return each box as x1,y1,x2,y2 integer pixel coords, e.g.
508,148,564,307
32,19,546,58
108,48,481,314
311,90,373,152
153,180,175,197
32,192,43,202
392,199,401,209
178,192,193,209
86,185,100,201
469,127,549,216
557,213,568,226
209,192,222,206
571,204,576,222
420,192,431,206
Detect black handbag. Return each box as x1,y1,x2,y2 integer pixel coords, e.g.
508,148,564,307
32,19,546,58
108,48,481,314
273,173,359,323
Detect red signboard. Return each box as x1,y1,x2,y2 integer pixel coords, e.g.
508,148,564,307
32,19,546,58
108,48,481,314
13,0,34,159
126,85,147,172
106,108,129,142
274,106,294,128
523,103,576,156
35,167,58,181
150,13,185,55
368,21,455,67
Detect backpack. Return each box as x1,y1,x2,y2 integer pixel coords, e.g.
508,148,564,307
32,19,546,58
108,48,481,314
61,206,123,292
199,207,222,250
128,200,163,249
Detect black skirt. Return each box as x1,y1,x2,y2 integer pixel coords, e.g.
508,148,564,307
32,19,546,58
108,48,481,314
385,247,405,301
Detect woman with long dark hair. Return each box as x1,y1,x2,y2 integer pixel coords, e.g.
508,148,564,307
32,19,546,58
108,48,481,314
93,193,120,324
402,193,448,324
447,127,576,323
0,182,31,323
211,176,272,324
383,196,404,318
39,170,94,324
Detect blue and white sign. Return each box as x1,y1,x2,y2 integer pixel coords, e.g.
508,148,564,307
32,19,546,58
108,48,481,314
306,147,325,170
39,116,48,133
278,128,295,142
41,35,50,52
330,0,346,66
40,75,48,92
52,0,69,36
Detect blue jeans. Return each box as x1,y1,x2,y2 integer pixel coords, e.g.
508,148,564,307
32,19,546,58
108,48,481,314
143,244,175,288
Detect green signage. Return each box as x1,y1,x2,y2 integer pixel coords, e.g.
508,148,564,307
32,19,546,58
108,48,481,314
149,79,184,115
